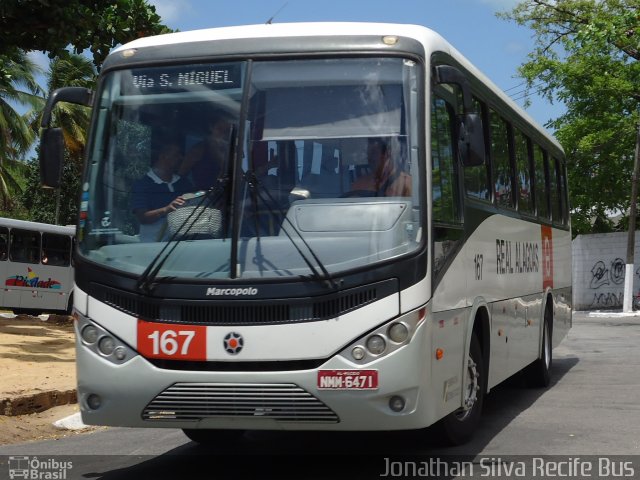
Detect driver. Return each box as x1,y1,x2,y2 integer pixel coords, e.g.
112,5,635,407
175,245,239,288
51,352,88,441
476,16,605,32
131,137,194,242
351,137,411,196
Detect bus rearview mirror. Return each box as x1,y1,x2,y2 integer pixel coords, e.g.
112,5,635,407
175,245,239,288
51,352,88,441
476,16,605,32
460,113,485,167
435,65,486,167
40,128,64,189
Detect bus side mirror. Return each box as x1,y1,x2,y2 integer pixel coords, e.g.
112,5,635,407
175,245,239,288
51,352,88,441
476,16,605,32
435,65,486,167
459,113,485,167
39,87,93,189
40,128,64,188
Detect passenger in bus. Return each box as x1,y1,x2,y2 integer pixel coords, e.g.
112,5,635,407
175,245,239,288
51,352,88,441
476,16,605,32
350,137,411,196
178,114,232,191
131,138,194,242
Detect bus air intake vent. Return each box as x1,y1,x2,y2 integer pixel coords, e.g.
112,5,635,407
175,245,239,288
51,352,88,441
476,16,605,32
142,382,339,423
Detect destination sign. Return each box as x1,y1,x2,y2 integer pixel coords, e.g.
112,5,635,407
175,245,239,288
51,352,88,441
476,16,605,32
123,63,242,94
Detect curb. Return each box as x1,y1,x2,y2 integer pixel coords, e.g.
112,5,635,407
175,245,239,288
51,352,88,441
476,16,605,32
1,389,77,416
53,412,88,430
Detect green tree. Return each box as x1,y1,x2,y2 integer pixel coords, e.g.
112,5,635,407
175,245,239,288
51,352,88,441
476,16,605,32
500,0,640,235
35,55,96,160
21,156,81,226
0,50,42,208
0,0,171,84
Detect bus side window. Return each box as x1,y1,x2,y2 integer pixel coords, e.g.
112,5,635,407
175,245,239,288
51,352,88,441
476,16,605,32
42,233,71,266
490,110,513,208
431,94,463,279
514,129,533,215
10,229,40,264
0,227,7,261
534,146,549,220
431,96,461,224
550,157,562,224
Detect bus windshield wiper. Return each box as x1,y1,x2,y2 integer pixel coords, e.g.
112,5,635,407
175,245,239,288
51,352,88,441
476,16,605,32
244,170,338,290
135,177,230,293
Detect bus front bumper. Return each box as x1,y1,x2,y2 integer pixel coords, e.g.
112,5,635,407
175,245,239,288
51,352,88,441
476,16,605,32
76,323,435,431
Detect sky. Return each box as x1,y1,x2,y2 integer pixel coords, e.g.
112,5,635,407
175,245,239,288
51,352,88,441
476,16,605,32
26,0,564,132
147,0,565,131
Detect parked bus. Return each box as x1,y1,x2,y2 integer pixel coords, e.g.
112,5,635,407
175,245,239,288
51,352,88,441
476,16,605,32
0,218,75,315
39,23,571,445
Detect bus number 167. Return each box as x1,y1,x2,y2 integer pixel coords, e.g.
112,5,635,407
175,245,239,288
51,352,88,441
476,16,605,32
147,330,195,356
474,254,483,281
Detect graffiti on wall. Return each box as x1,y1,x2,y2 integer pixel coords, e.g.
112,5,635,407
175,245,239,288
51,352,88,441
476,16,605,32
588,258,637,308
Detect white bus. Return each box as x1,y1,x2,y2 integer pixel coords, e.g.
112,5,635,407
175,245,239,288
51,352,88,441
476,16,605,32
39,22,571,445
0,217,75,315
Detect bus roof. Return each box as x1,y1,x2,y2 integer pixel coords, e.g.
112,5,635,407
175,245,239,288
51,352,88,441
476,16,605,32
0,217,75,236
111,22,562,154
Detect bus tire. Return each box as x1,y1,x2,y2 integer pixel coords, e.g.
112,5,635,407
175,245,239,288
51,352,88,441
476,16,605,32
525,309,552,388
182,428,245,446
434,333,484,445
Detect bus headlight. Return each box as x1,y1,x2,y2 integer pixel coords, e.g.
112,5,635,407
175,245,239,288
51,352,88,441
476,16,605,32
366,335,386,355
74,312,136,365
339,306,426,365
388,322,409,343
81,325,99,344
98,336,117,356
351,346,366,361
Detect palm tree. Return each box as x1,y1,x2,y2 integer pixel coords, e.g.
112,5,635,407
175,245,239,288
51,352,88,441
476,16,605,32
37,54,96,160
0,50,42,208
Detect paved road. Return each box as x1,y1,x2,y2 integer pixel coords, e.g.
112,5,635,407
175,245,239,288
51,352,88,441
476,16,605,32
1,312,639,479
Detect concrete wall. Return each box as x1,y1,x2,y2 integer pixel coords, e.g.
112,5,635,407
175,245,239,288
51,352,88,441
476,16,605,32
572,232,640,310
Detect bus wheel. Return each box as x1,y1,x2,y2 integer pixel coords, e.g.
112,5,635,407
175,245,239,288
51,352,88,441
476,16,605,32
182,428,245,446
525,313,552,388
434,333,484,445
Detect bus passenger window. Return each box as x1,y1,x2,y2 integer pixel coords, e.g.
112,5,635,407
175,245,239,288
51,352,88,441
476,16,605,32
10,229,40,264
514,129,533,214
0,227,7,261
534,146,549,220
42,233,71,266
490,111,512,208
550,157,562,223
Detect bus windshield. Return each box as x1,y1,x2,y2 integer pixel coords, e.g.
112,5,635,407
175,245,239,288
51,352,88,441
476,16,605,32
79,57,422,281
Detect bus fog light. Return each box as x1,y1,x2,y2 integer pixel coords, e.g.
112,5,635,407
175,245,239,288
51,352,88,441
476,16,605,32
389,395,406,412
366,335,386,355
98,336,116,355
351,346,366,361
114,346,127,361
388,322,409,343
87,394,102,410
81,325,99,344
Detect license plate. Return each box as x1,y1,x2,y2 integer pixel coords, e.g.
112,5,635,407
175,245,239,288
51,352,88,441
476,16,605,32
317,370,378,390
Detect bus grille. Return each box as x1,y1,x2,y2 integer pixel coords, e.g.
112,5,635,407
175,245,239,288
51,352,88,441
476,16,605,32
142,383,339,423
98,278,397,326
